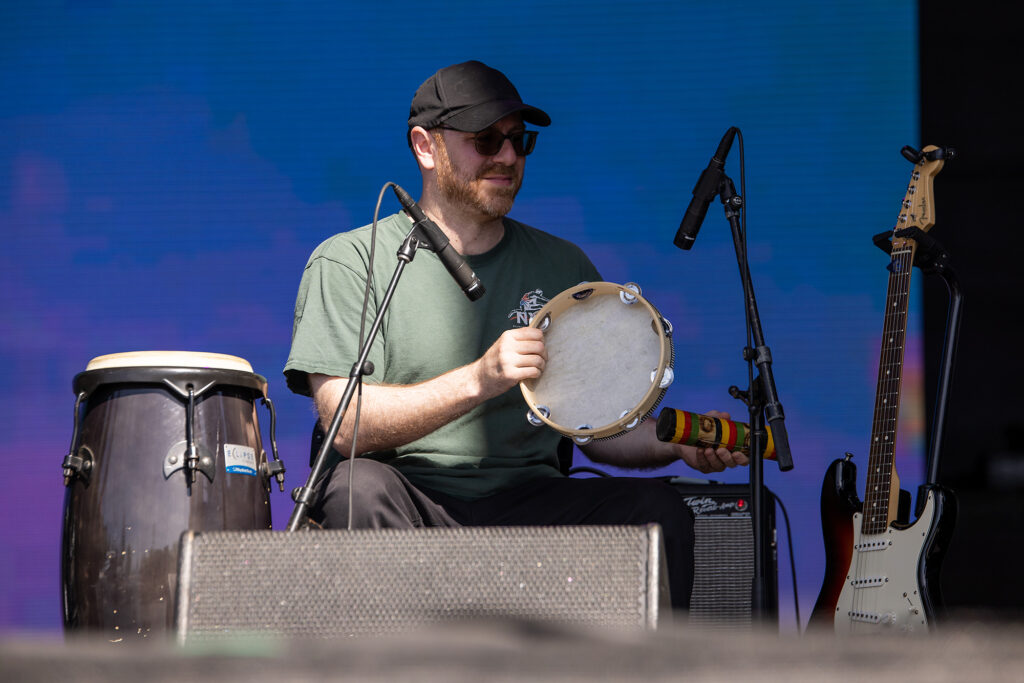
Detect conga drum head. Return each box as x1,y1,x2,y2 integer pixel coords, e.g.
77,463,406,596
520,282,674,444
85,350,254,372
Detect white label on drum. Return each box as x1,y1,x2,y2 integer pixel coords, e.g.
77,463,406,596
224,444,257,476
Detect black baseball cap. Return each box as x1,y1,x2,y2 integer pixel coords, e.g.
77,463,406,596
408,60,551,133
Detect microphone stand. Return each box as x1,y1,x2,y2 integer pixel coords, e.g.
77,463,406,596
717,175,794,622
287,223,427,532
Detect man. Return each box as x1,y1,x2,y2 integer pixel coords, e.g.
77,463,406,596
284,60,748,608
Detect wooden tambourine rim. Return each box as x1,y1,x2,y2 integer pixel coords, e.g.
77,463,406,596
519,281,673,441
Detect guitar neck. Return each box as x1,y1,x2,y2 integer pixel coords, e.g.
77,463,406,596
859,144,946,536
861,244,916,535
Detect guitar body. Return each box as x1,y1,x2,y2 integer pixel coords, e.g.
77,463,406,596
808,456,860,629
830,485,955,634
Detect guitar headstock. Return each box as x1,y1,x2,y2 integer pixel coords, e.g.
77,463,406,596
891,144,952,249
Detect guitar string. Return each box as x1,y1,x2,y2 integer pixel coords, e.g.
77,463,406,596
856,244,895,624
855,245,896,623
854,244,892,624
874,248,909,530
855,241,913,624
865,248,904,530
848,152,942,629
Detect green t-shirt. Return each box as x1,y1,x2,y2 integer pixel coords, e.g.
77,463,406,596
284,212,601,499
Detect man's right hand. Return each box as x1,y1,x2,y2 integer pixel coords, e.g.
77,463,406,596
311,327,547,456
472,327,546,399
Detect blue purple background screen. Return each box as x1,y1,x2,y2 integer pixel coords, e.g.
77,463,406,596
1,2,918,632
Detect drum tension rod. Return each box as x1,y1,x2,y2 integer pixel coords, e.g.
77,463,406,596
62,392,91,486
185,385,199,484
175,385,216,485
261,396,286,492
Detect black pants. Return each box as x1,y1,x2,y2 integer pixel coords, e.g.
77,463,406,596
312,458,696,609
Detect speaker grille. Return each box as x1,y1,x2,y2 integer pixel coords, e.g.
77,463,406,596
691,516,755,626
176,526,668,641
670,482,778,628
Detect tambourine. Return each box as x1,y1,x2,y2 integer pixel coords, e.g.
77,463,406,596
520,281,674,445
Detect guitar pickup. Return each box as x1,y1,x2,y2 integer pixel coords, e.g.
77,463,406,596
849,610,882,624
849,575,886,588
854,538,891,552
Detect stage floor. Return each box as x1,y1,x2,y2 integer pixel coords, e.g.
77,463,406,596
4,615,1023,682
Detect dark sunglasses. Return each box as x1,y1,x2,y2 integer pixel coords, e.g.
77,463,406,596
462,128,538,157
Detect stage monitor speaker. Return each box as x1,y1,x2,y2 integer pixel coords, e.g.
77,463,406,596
175,525,669,642
668,480,779,628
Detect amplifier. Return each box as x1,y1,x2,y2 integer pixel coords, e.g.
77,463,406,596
667,480,778,628
175,525,670,642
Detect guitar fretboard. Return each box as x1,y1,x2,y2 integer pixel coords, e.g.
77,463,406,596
861,244,916,535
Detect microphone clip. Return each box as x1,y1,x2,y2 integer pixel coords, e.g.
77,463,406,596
407,218,445,254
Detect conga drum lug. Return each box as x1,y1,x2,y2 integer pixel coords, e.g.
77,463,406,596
259,396,287,492
163,441,216,482
62,391,90,486
61,445,94,486
262,455,286,489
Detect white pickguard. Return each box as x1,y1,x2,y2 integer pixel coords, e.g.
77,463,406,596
833,489,936,635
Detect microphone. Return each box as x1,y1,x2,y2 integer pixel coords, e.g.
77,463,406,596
391,184,485,301
655,407,776,460
673,127,738,250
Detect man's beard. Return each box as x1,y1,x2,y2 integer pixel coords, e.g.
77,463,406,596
434,134,522,219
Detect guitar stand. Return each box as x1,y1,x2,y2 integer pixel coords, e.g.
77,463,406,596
871,227,963,491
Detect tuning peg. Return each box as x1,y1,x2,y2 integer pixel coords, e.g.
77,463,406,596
924,146,957,161
901,146,923,164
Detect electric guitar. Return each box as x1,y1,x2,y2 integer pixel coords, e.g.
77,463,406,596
809,145,957,634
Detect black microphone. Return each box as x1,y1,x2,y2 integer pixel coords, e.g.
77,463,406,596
673,127,738,250
391,184,485,301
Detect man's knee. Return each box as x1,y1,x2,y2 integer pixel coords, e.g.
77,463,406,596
604,478,692,530
315,459,420,529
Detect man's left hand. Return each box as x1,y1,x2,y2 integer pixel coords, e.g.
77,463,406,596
581,409,751,472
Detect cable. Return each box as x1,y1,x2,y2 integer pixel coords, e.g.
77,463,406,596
736,130,754,406
774,494,801,631
566,466,612,478
346,379,362,530
344,182,392,531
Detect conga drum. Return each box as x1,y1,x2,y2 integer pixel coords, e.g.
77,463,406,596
60,351,285,640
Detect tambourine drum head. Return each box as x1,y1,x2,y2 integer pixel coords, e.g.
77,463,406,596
61,351,272,639
521,283,672,440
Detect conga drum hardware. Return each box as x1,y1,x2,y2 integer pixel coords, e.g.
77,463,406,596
260,395,286,489
64,362,287,490
521,282,675,446
163,441,216,481
184,383,203,484
62,391,91,486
